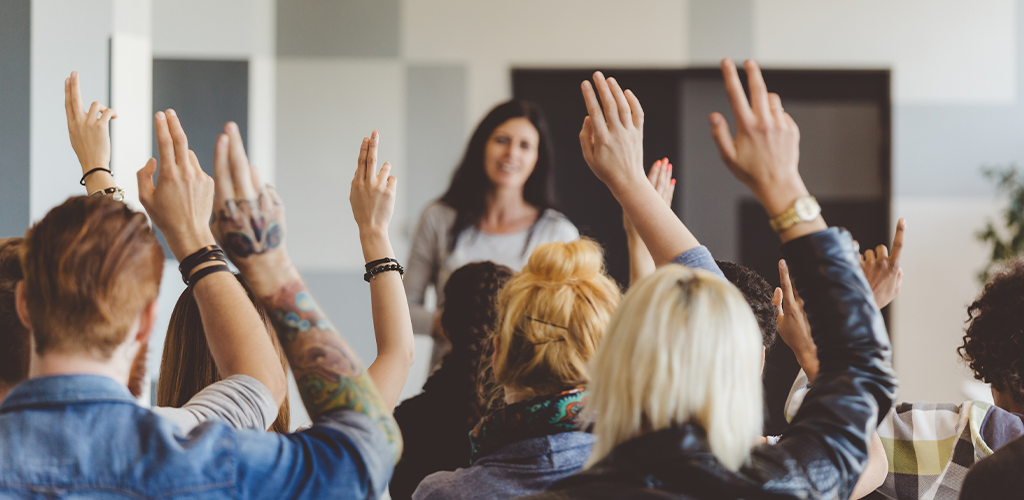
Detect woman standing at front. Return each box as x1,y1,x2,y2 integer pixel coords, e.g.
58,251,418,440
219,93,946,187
405,100,579,362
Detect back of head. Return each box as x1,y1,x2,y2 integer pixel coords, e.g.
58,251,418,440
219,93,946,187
0,238,30,391
158,274,290,433
21,196,164,359
959,257,1024,405
716,260,778,348
431,262,513,423
585,264,764,471
490,238,620,403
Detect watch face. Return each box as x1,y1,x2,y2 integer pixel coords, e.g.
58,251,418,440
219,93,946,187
794,197,820,220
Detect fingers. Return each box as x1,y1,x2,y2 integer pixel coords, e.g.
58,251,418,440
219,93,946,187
99,107,117,124
87,101,103,122
592,71,622,130
188,150,203,175
64,75,75,123
70,71,83,121
164,109,191,172
772,287,784,319
378,161,393,184
624,89,644,129
768,92,784,121
365,130,379,182
778,259,798,310
709,113,737,164
875,244,889,259
607,77,632,129
249,164,265,195
357,137,369,179
154,111,175,174
225,121,256,199
213,134,234,202
647,159,662,184
580,80,609,139
745,59,771,119
864,248,876,262
891,218,906,265
136,158,158,204
579,116,596,165
720,59,754,125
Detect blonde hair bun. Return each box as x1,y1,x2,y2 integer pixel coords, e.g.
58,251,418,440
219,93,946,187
522,239,605,283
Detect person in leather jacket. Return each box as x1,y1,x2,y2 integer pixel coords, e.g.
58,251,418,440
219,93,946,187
521,58,897,499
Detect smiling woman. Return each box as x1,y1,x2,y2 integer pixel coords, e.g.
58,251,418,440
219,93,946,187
405,100,579,368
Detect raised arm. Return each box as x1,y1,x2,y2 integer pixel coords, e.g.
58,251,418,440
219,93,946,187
354,131,415,409
64,71,117,196
578,73,699,265
137,112,287,408
711,58,895,497
624,158,675,285
209,124,402,462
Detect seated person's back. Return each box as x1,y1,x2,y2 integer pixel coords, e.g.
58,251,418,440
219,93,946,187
411,239,620,500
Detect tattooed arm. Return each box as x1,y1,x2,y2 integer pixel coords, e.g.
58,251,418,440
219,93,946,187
210,123,403,462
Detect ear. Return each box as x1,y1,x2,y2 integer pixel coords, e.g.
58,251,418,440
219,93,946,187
134,299,159,344
760,346,767,375
15,281,31,330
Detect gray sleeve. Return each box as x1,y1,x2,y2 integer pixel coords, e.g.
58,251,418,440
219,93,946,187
314,409,396,499
670,245,725,279
405,205,445,336
151,374,278,435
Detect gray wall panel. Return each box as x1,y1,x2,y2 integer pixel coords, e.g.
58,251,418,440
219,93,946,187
301,270,378,366
277,0,399,57
689,0,753,63
405,65,466,228
0,0,31,237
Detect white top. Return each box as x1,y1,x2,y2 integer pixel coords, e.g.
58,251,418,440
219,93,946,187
404,202,579,336
151,374,278,434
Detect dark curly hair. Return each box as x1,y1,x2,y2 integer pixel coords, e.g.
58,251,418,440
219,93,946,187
958,257,1024,404
422,261,514,426
0,238,30,389
716,260,778,349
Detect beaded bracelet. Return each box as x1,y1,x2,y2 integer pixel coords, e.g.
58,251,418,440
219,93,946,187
363,262,404,282
364,257,398,272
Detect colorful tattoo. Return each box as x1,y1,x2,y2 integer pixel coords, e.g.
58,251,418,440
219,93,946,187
212,189,284,259
267,280,403,461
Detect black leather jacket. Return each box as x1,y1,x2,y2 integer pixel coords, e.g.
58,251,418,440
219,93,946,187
521,228,898,500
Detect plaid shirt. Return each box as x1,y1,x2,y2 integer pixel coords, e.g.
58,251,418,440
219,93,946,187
785,371,1024,500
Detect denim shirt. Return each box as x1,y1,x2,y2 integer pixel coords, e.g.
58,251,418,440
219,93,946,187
0,375,393,499
671,245,725,279
413,431,594,500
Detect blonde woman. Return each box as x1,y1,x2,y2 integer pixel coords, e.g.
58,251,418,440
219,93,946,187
523,60,896,499
411,239,619,500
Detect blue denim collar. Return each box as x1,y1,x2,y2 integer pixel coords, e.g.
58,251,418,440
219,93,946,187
0,374,135,412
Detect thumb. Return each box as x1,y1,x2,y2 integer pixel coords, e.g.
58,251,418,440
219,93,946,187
579,116,596,165
772,287,784,319
136,158,157,205
709,112,736,165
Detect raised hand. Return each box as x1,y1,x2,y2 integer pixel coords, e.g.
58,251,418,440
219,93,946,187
773,259,819,381
579,71,645,191
65,71,116,193
861,218,906,308
350,130,397,248
136,110,216,262
210,122,289,288
710,59,825,242
623,158,675,237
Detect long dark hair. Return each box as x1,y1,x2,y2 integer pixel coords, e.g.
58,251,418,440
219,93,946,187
439,100,557,252
158,274,290,433
422,261,513,427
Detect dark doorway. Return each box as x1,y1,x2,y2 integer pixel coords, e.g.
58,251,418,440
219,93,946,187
513,67,891,435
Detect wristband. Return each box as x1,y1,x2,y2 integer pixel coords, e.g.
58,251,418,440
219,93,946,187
364,262,404,282
89,186,124,201
81,167,112,185
178,245,227,284
188,264,231,287
364,257,398,272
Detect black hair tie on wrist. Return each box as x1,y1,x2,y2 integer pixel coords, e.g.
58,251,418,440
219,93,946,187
179,245,227,284
188,264,231,287
80,167,112,185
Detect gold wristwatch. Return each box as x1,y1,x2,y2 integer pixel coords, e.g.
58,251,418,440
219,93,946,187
769,196,820,233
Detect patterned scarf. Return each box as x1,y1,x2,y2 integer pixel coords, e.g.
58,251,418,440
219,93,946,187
469,388,587,464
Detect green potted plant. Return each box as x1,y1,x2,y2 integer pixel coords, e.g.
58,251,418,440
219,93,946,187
976,165,1024,282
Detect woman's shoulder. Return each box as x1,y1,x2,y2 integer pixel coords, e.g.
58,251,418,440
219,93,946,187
536,209,579,241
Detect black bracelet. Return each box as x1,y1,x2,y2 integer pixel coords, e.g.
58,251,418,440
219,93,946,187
364,257,398,272
178,245,227,284
80,167,112,185
363,262,404,282
188,264,231,287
